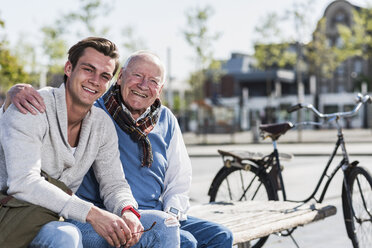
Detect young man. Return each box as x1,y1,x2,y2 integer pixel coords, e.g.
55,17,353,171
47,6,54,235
0,37,143,248
5,51,233,248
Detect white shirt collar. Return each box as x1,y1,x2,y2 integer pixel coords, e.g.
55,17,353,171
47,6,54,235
121,103,151,122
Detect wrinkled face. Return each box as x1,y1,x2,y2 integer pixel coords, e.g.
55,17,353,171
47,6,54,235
65,47,116,109
117,54,164,120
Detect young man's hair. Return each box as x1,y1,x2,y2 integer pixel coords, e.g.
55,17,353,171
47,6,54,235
64,37,120,82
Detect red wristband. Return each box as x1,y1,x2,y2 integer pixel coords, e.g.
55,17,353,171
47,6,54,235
121,205,141,220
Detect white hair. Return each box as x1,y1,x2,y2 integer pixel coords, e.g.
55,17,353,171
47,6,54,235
122,50,166,84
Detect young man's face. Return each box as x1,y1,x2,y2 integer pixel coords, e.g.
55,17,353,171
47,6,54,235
117,54,164,120
65,47,116,109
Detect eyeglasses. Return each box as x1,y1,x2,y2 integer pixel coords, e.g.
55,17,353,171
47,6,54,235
121,221,157,247
132,221,156,235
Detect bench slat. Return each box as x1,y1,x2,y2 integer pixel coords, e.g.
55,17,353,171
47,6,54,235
188,201,337,245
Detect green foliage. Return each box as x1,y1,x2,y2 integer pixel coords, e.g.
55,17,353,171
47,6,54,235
121,26,147,57
284,0,314,42
173,94,182,113
336,9,369,61
253,12,296,70
335,7,372,90
63,0,113,36
187,69,206,101
183,5,221,101
183,5,220,69
0,17,30,92
0,44,30,91
254,43,296,70
207,59,224,84
63,0,114,37
38,0,113,83
305,18,341,78
253,13,283,43
41,26,67,75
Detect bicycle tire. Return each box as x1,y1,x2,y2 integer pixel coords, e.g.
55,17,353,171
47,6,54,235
208,165,278,248
342,166,372,248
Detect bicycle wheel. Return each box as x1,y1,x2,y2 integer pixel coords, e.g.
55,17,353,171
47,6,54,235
208,165,278,248
342,166,372,248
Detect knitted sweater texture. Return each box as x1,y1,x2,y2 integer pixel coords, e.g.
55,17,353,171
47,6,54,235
0,84,137,222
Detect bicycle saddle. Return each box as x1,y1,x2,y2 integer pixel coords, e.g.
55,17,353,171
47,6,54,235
259,122,294,140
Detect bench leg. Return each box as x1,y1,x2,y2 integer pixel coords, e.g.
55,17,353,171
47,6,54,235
237,242,251,248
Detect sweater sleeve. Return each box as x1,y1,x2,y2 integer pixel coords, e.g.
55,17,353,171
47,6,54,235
0,104,93,222
162,119,192,220
92,113,138,216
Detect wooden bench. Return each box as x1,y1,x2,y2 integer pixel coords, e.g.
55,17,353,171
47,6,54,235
188,200,337,247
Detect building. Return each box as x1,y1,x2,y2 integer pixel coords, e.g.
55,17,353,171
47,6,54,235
201,0,371,132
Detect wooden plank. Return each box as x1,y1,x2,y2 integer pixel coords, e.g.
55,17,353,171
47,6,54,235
188,201,337,245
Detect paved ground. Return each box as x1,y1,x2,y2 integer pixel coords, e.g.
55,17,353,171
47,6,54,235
183,128,372,157
183,128,372,145
183,128,372,248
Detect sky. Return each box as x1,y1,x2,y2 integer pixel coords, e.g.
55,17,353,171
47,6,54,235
0,0,369,87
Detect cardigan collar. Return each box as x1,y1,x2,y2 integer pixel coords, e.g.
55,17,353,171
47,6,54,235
53,83,94,155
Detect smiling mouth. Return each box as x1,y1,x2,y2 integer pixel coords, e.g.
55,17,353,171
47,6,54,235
132,90,147,98
83,86,97,94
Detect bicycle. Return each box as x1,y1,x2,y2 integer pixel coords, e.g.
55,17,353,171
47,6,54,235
208,93,372,248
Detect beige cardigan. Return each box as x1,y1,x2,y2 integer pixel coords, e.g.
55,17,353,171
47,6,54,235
0,84,137,222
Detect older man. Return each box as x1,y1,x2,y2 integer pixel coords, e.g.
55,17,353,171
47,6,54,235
0,37,143,248
5,51,233,248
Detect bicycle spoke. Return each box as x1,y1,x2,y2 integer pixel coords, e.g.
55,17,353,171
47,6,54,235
225,176,233,200
239,174,259,201
355,175,372,220
239,170,247,201
343,166,372,248
251,182,263,200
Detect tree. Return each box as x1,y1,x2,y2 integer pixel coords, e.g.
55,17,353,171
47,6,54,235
0,46,30,91
253,13,296,70
41,25,68,77
39,0,114,85
121,26,147,56
62,0,114,37
0,18,30,92
183,5,221,101
13,36,42,86
336,7,372,91
306,18,341,80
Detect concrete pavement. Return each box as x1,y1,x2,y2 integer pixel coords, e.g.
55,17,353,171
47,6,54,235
183,128,372,157
185,129,372,247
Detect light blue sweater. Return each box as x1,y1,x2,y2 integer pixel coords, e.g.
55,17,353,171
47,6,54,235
77,97,191,213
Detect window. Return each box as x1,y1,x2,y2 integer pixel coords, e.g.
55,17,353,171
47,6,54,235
354,60,362,74
335,12,346,22
336,64,345,77
335,37,344,48
324,105,339,114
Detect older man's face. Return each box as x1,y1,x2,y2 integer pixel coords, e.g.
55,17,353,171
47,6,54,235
117,54,164,120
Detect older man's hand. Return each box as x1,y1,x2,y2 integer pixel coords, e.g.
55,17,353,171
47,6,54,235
86,206,143,248
121,210,144,247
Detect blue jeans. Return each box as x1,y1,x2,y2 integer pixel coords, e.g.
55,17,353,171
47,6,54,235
180,216,233,248
29,221,83,248
67,209,180,248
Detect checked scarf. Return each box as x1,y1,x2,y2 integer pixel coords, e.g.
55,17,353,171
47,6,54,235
103,83,161,167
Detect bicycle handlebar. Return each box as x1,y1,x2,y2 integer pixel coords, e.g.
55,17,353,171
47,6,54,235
287,103,302,113
287,93,372,119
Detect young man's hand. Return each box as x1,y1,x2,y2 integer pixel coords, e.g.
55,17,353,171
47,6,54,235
4,83,45,114
87,206,143,247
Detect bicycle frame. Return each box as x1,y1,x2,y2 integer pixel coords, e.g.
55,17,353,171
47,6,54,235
271,116,355,204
